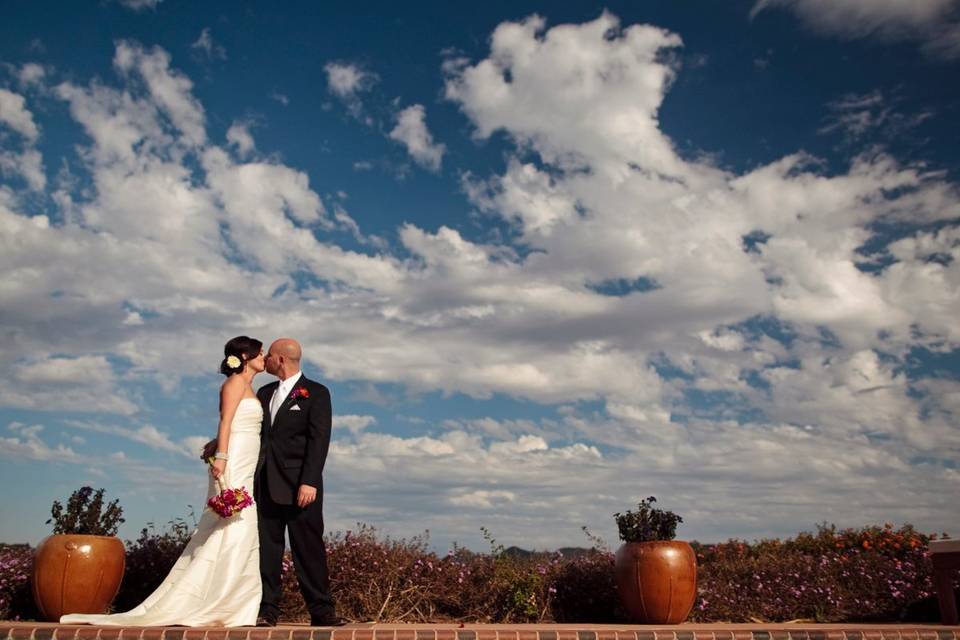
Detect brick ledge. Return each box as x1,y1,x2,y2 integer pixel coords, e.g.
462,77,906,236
1,622,958,640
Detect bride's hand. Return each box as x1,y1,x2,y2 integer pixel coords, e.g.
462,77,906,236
210,458,227,480
200,438,217,461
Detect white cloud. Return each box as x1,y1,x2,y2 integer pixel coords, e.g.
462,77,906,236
0,89,45,191
64,419,205,458
17,63,46,86
332,203,388,248
819,90,934,141
388,104,446,172
226,119,255,156
117,0,163,10
202,147,335,273
428,12,958,537
0,421,206,504
925,21,960,58
450,489,516,509
113,40,206,147
321,410,960,549
191,27,227,60
324,62,377,99
4,356,138,415
323,62,378,123
820,90,886,138
1,24,959,548
334,414,377,435
15,355,114,385
0,427,80,462
182,435,211,458
0,88,39,140
751,0,960,59
444,13,685,177
0,148,45,191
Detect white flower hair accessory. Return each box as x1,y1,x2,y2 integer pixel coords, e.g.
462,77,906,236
226,355,242,369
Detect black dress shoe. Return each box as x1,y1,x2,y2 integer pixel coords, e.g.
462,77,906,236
256,615,278,627
310,613,346,627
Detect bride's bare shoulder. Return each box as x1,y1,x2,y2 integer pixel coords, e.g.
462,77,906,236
220,375,246,395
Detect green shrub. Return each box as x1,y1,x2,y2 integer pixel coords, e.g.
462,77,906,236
47,486,124,536
614,496,683,542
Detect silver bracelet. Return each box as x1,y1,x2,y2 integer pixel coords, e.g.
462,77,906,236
214,452,229,461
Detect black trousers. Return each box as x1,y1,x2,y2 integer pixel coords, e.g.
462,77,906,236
257,473,335,618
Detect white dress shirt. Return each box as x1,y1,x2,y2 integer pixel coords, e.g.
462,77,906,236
269,370,303,423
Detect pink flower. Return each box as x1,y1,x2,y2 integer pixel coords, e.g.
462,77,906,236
207,486,254,518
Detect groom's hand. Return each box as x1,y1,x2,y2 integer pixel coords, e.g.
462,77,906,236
200,438,217,461
297,484,317,508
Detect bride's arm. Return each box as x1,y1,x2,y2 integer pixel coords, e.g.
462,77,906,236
211,378,244,479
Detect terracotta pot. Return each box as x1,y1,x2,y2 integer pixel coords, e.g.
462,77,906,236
614,540,697,624
32,534,125,621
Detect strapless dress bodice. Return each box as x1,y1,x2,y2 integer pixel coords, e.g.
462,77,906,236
231,398,262,435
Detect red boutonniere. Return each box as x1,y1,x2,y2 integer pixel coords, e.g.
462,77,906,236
290,387,310,400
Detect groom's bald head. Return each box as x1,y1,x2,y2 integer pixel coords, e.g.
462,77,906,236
271,338,301,361
266,338,302,378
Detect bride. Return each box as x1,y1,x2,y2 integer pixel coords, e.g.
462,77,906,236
62,336,265,627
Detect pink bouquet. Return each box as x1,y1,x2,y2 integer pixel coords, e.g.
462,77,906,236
206,460,254,518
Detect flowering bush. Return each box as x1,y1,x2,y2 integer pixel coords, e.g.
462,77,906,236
281,524,559,622
279,552,306,621
549,550,622,622
0,544,36,620
690,523,943,622
280,523,444,622
0,520,952,623
475,528,557,622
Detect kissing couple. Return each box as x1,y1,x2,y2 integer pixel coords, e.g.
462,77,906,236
62,336,344,627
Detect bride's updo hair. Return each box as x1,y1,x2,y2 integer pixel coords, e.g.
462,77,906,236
220,336,263,376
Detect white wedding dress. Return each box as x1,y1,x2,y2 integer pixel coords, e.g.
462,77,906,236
62,398,263,627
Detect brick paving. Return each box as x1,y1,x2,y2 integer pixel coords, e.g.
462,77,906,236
1,624,958,640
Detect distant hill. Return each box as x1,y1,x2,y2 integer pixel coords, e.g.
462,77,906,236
501,545,595,558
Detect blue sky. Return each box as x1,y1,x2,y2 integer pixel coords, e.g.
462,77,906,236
1,0,959,552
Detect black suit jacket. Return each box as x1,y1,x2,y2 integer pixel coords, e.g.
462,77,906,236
256,374,332,505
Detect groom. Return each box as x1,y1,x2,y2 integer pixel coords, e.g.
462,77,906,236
255,338,342,627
